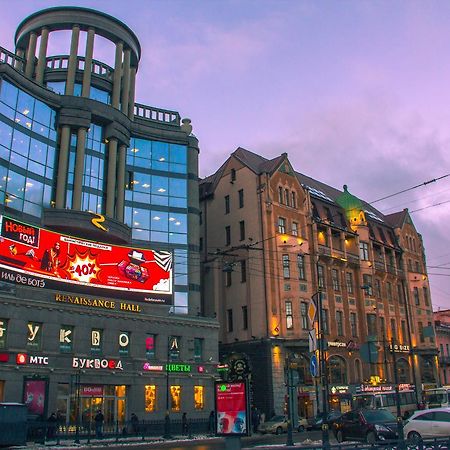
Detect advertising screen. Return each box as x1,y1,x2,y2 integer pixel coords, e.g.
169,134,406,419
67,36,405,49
0,216,172,304
23,379,47,416
215,381,248,436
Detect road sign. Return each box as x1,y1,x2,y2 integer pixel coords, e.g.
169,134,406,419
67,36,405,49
308,329,317,352
308,299,317,326
310,354,318,377
359,342,379,364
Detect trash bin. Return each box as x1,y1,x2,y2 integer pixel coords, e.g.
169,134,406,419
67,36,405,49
0,403,27,446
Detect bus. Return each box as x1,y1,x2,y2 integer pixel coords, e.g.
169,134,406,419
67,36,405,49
353,387,417,418
423,387,450,408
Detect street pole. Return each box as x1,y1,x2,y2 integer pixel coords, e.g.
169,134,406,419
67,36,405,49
163,337,171,439
74,370,80,444
391,338,405,448
286,354,294,447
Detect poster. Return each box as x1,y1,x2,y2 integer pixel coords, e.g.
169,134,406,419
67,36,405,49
215,381,248,436
23,379,47,416
0,216,173,303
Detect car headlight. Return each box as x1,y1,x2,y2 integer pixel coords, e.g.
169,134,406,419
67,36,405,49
374,424,389,432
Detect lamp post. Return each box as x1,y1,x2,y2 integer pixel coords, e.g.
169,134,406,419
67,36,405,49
163,336,172,439
390,337,405,448
72,370,81,444
285,352,297,447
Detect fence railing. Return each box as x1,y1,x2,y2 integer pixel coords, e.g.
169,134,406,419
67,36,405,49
0,46,25,71
134,102,181,125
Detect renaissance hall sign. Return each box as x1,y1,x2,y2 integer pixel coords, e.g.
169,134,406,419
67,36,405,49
0,216,173,304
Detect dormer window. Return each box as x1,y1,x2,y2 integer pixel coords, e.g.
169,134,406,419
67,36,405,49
230,168,236,183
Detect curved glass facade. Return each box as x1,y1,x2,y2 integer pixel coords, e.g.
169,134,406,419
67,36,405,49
0,79,56,217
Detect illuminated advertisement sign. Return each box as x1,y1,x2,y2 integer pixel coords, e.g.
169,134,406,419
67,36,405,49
0,216,173,304
215,381,249,436
23,379,47,416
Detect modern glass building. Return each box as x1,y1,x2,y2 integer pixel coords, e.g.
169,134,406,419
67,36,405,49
0,7,218,428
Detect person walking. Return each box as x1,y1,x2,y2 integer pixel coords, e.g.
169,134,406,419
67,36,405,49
47,412,57,440
130,413,139,435
208,410,215,435
94,409,104,439
182,412,188,435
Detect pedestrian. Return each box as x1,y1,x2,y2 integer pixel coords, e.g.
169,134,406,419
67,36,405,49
182,412,188,434
251,407,261,433
208,410,215,435
130,412,139,435
94,409,104,439
47,412,57,439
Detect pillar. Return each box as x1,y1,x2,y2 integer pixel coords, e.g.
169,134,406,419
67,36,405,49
35,28,49,84
116,144,127,222
106,139,118,217
72,127,88,210
81,28,95,98
24,32,37,78
14,48,25,72
120,49,131,114
128,67,136,119
111,41,123,109
66,25,80,95
55,126,71,209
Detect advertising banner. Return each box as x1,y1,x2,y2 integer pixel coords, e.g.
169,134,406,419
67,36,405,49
23,379,47,416
0,216,172,304
215,381,249,436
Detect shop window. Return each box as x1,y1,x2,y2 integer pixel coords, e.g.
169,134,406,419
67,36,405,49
59,325,74,353
170,385,181,412
0,319,7,349
194,386,204,410
145,385,156,412
27,321,42,350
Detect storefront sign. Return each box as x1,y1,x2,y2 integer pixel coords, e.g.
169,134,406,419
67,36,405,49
215,381,248,436
72,357,123,370
328,341,347,348
166,364,191,372
81,385,104,396
330,385,349,394
54,294,142,313
0,215,172,304
0,353,8,362
143,363,164,372
360,384,394,393
389,344,410,353
16,354,49,365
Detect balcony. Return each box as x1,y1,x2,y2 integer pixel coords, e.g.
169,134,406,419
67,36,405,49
0,46,25,71
45,55,114,81
347,253,360,265
374,260,385,271
318,245,331,257
134,103,181,125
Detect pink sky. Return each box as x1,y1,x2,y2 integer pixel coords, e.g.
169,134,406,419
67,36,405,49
1,0,449,310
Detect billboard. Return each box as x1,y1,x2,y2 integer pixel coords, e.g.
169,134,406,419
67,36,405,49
215,381,249,436
0,216,172,304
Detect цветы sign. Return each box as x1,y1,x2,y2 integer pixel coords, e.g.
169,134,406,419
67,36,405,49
0,216,172,304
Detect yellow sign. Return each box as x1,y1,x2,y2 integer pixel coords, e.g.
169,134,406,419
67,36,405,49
91,213,108,232
55,293,141,313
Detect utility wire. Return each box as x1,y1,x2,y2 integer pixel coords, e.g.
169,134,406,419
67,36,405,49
410,199,450,214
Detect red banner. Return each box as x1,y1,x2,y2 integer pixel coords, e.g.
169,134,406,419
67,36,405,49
81,385,104,396
23,379,47,416
215,381,248,436
0,216,172,303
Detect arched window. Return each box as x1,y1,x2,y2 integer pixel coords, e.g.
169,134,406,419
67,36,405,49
397,358,410,383
328,355,347,384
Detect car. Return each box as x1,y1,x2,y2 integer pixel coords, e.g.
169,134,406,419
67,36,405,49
333,409,398,444
258,415,308,434
404,407,450,442
308,410,342,430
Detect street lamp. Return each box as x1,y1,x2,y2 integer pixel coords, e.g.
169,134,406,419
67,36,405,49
163,336,172,439
285,352,298,447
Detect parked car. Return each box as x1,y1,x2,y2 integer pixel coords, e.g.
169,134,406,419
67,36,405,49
404,407,450,442
333,409,398,444
308,410,342,430
258,415,309,434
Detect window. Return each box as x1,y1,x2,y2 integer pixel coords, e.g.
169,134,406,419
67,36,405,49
292,222,298,236
401,321,407,343
239,220,245,241
286,301,293,329
362,274,373,295
225,195,230,214
291,191,296,208
170,385,181,411
318,265,325,290
240,260,247,283
300,302,308,330
285,189,290,207
278,186,284,204
397,284,404,304
238,189,244,208
90,329,102,354
390,319,396,341
227,309,233,332
27,322,43,350
146,335,156,359
225,226,231,246
359,242,369,260
282,254,290,278
242,306,248,330
336,311,344,336
367,314,377,336
350,313,357,337
194,386,204,410
447,344,450,356
119,331,130,356
423,287,429,306
169,336,181,360
418,322,424,343
428,321,434,343
373,279,380,298
332,269,340,291
346,272,354,294
297,254,305,280
225,270,231,287
0,319,7,349
321,309,329,334
413,287,420,306
278,217,286,234
386,282,392,303
380,317,385,336
415,261,421,273
194,338,203,362
230,168,236,182
145,385,156,412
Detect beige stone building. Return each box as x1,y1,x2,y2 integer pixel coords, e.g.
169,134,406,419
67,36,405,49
200,147,438,419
